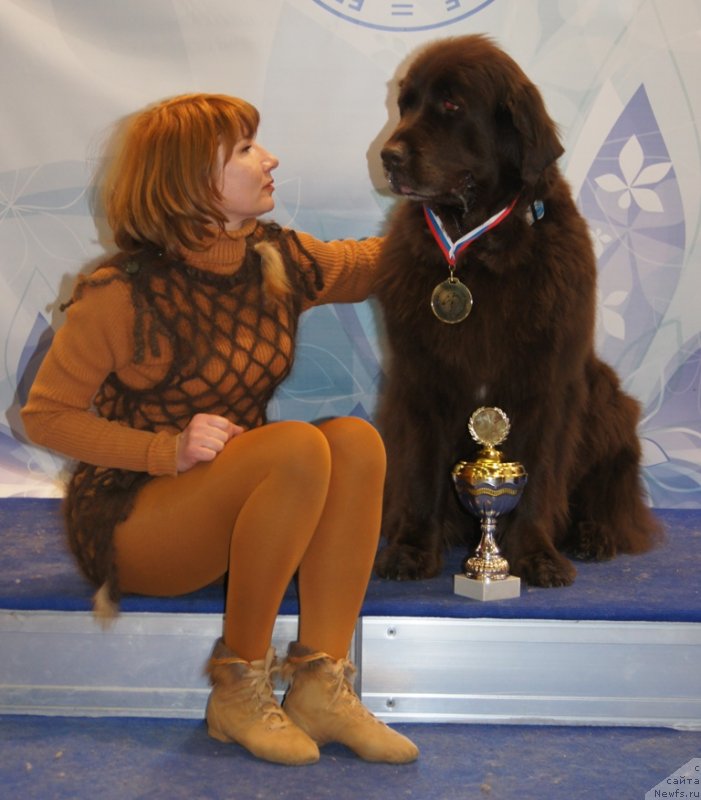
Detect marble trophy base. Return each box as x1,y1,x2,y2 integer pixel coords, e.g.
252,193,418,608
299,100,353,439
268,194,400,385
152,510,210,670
453,572,521,601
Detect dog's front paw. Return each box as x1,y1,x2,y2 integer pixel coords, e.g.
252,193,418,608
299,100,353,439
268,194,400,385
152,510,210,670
374,543,443,581
514,551,576,588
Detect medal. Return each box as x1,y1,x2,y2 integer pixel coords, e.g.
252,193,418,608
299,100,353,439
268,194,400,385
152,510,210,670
423,198,519,324
431,275,473,323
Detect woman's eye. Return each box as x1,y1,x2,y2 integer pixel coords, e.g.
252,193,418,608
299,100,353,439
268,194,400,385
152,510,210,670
442,99,460,112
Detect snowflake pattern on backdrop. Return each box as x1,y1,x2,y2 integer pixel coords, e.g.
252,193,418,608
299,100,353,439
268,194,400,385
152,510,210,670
579,84,699,506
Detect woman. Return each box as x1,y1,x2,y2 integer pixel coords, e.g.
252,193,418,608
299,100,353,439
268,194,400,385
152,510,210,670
21,93,418,766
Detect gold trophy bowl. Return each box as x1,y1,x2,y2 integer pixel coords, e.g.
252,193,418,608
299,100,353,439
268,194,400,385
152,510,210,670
451,407,527,601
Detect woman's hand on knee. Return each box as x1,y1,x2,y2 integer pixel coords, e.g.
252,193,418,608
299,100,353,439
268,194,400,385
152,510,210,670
176,414,243,472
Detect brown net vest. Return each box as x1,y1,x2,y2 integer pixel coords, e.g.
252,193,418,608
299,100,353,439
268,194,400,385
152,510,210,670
63,221,323,602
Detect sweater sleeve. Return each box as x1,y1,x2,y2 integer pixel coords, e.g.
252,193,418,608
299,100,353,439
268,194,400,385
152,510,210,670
20,273,179,476
292,232,384,310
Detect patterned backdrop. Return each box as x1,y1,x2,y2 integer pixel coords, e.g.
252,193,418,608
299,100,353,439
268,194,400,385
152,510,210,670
1,0,699,506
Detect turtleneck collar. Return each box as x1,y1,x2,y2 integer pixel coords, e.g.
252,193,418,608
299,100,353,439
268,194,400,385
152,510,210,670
179,218,258,276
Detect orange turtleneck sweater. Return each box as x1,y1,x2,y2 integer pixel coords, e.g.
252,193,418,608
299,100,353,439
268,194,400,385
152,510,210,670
21,221,382,477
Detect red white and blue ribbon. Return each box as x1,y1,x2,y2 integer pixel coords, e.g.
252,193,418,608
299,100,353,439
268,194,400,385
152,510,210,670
423,196,519,266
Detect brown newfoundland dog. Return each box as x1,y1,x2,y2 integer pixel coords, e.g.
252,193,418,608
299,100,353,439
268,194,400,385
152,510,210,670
373,35,662,587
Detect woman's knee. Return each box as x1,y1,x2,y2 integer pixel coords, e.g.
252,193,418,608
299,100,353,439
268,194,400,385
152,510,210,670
209,420,332,496
266,420,333,483
318,417,386,476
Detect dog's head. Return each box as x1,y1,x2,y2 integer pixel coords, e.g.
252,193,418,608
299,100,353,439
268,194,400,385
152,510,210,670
381,35,564,218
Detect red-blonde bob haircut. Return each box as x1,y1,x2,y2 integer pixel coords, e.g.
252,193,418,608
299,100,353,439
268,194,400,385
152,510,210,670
101,93,260,255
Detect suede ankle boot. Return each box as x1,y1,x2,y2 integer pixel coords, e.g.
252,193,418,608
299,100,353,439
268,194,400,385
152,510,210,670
282,643,419,763
206,639,319,765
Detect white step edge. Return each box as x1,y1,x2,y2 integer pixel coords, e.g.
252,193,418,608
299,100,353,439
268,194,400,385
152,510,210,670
1,610,699,730
362,616,701,730
0,611,293,718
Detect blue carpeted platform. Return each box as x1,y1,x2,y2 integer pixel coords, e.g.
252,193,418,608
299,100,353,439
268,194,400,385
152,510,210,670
2,500,701,797
1,498,699,622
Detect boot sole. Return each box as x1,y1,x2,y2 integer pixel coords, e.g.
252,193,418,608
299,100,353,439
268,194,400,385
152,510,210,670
285,705,419,763
207,721,320,765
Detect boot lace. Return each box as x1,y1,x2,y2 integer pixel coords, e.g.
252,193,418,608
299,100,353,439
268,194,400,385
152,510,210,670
288,652,369,715
326,659,375,720
245,650,288,730
214,647,288,730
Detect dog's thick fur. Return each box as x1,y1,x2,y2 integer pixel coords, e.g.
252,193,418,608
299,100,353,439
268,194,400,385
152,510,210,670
373,35,662,587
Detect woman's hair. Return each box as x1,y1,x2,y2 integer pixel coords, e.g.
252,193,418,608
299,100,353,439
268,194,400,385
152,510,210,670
101,93,260,255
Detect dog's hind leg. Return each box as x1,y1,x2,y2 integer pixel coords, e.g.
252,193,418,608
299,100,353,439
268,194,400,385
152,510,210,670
565,365,664,561
566,445,663,561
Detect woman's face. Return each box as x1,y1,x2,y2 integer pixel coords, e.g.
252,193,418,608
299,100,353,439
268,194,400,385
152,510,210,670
216,137,279,230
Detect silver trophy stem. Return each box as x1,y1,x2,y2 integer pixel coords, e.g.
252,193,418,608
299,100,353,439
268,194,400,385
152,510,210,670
464,512,510,580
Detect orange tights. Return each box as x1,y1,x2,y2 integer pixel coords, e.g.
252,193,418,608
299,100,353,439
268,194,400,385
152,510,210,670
113,418,385,662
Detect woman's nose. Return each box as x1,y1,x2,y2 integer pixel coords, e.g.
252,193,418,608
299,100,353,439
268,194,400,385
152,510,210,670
262,148,279,170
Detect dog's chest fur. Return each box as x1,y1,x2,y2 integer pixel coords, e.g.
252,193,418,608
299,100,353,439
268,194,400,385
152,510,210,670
377,202,564,400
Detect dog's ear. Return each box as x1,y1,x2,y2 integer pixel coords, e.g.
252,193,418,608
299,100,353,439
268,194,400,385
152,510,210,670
504,82,564,186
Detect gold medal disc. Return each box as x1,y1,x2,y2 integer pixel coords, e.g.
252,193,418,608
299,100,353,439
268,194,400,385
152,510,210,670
431,277,473,324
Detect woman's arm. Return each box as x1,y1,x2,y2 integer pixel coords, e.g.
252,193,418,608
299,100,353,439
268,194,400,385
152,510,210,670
294,233,384,309
21,275,180,476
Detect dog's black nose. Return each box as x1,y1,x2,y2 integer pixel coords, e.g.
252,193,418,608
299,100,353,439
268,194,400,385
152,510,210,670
381,140,408,169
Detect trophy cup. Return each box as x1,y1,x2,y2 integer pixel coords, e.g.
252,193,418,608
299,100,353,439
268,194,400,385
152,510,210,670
451,407,527,601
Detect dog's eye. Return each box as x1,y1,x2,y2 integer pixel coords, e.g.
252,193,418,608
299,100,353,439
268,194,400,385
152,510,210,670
398,89,417,116
442,99,460,113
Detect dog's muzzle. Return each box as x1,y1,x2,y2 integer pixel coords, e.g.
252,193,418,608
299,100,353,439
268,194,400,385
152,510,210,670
381,141,420,197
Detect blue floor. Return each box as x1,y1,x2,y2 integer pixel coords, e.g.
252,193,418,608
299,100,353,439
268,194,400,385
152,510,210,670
2,715,700,800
